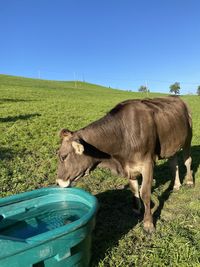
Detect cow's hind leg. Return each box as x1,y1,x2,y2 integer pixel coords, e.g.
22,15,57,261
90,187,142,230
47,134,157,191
169,155,181,191
129,178,142,214
140,161,155,233
183,141,193,186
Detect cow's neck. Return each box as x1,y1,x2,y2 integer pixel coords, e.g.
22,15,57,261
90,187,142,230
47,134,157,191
77,115,122,155
77,115,127,177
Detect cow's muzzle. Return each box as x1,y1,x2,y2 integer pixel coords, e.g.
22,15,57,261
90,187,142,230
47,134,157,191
56,179,71,188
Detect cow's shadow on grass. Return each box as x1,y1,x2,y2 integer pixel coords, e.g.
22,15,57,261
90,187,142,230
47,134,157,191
91,145,200,265
0,113,41,123
0,147,14,160
0,98,36,104
91,188,140,266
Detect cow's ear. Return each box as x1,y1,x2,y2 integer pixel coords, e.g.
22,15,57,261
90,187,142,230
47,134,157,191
59,129,73,140
72,140,84,155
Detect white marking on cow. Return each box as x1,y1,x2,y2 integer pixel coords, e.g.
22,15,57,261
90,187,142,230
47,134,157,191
56,179,71,188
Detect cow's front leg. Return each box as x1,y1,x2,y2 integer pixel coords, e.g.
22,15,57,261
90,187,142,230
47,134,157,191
129,178,142,214
140,161,155,233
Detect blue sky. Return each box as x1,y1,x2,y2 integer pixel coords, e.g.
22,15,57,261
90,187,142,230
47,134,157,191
1,0,200,94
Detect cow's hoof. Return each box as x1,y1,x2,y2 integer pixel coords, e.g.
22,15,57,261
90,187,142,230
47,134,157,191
184,171,194,187
173,184,181,191
143,221,155,234
185,181,194,187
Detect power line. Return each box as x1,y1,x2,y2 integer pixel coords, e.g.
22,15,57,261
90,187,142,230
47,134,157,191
33,69,200,92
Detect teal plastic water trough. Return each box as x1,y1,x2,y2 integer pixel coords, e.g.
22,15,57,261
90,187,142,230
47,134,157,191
0,187,98,267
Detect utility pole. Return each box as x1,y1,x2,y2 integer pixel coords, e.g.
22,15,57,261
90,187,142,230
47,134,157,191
145,80,149,97
74,72,77,88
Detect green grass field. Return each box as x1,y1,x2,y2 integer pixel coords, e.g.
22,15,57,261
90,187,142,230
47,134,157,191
0,74,200,266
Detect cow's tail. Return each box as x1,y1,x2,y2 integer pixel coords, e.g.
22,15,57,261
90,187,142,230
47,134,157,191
184,100,192,129
182,100,193,150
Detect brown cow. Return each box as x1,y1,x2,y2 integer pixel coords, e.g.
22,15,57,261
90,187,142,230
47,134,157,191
57,96,193,233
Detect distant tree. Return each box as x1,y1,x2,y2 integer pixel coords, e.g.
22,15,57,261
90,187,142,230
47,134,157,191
169,82,180,95
197,86,200,96
138,85,149,93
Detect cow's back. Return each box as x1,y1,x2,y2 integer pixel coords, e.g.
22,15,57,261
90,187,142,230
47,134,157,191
141,96,192,158
79,96,191,161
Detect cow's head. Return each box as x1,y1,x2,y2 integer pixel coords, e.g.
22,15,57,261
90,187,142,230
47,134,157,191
56,129,110,187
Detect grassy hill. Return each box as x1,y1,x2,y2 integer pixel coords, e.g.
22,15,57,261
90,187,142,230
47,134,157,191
0,74,200,266
0,74,114,91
